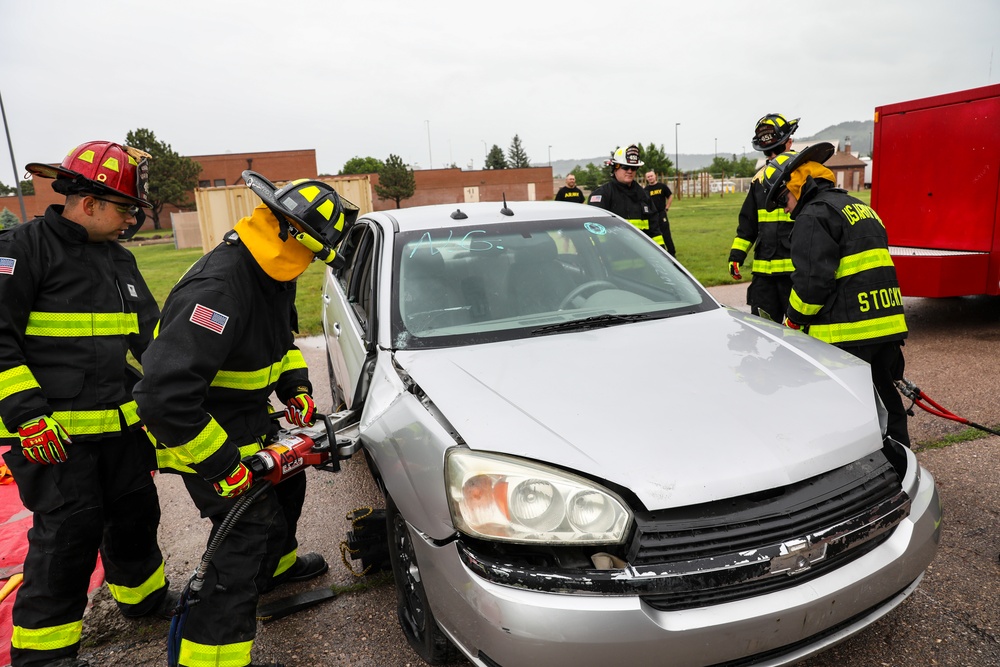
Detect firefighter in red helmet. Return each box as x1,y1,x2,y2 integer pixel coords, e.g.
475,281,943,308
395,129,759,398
0,141,173,667
134,171,358,667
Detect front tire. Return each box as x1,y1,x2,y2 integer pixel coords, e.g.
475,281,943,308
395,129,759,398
386,494,460,664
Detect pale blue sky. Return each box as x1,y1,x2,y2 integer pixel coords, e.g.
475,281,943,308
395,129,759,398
1,0,997,184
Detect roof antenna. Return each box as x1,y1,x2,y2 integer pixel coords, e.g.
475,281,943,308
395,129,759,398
450,208,468,220
500,193,514,216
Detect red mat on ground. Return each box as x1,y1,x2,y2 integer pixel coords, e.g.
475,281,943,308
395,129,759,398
0,452,105,667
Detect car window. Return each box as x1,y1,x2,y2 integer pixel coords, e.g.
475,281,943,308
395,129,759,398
337,223,378,338
390,217,713,349
336,223,369,292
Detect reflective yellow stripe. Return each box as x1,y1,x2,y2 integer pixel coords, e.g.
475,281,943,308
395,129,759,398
808,314,908,344
789,289,823,317
731,237,752,253
178,638,253,667
273,549,298,578
627,218,649,230
158,417,228,468
281,349,307,372
156,439,261,474
0,365,40,401
12,620,83,651
651,235,665,246
0,404,134,439
212,349,306,391
212,361,283,390
107,561,167,605
25,312,139,337
756,209,793,222
835,248,895,279
751,258,795,274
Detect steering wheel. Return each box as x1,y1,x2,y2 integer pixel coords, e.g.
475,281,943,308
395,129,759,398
558,281,618,310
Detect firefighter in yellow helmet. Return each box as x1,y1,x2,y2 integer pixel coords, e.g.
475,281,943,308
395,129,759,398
587,144,664,247
134,172,357,667
1,141,172,667
761,142,911,447
728,113,800,321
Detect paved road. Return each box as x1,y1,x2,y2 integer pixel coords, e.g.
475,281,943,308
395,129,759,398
78,286,1000,666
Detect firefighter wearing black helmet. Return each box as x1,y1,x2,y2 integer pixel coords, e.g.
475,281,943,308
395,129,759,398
134,173,358,667
728,113,800,321
587,144,663,247
762,142,911,447
0,141,172,667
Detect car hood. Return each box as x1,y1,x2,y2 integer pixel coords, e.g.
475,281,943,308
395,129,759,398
394,308,884,510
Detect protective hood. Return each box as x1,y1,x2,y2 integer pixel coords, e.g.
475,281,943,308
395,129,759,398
234,204,314,282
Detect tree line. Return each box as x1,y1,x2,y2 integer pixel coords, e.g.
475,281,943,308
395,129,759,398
566,144,759,192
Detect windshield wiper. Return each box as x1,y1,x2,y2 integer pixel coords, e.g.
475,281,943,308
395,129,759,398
532,313,650,335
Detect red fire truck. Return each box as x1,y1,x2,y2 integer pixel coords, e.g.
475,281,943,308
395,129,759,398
871,83,1000,297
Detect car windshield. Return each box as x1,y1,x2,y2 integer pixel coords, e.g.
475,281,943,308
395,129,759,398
390,216,714,349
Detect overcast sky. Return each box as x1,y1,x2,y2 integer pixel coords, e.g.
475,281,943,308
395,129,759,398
1,0,997,185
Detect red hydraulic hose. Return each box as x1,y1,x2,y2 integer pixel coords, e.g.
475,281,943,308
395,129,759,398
896,378,1000,437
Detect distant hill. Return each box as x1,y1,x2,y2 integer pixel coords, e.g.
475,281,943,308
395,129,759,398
542,121,875,176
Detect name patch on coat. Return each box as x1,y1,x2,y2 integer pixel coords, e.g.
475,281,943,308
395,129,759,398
0,257,16,275
190,303,229,334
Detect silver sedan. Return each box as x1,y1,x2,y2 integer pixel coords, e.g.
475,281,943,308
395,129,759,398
322,200,941,667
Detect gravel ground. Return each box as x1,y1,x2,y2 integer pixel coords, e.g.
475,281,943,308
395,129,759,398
73,285,999,667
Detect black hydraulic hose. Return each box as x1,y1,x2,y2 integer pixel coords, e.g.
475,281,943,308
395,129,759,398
896,377,1000,437
168,480,273,667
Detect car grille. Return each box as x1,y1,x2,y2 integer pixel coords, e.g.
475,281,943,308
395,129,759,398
631,448,906,610
458,446,910,611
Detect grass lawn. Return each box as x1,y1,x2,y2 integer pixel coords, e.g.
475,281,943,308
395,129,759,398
129,188,873,337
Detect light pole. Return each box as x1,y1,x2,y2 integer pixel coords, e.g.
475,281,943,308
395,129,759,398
675,122,681,199
0,90,27,223
425,120,432,169
548,145,552,167
714,137,717,160
482,140,487,165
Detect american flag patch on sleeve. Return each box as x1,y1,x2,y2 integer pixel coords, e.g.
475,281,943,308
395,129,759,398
0,257,16,275
589,195,602,203
190,303,230,334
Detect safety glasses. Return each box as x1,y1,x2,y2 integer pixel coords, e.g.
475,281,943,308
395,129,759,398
92,196,140,218
619,165,639,172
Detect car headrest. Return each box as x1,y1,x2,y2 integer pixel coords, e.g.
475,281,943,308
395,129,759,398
512,234,558,264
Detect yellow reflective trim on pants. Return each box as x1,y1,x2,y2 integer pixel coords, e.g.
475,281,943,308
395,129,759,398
751,258,794,274
157,439,262,474
178,638,253,667
107,561,167,605
0,365,40,401
11,620,84,651
789,289,823,317
808,314,908,344
756,209,794,222
731,237,752,253
835,248,895,279
651,235,665,246
627,218,649,230
25,312,139,337
273,549,298,578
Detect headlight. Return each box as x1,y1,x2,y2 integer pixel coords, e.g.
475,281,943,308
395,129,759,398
446,449,633,544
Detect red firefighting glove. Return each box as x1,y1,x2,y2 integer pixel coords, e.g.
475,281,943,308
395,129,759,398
284,392,316,427
782,315,803,331
729,261,742,281
18,416,71,465
213,462,254,499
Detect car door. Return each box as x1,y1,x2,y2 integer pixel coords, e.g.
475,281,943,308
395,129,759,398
322,221,380,410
